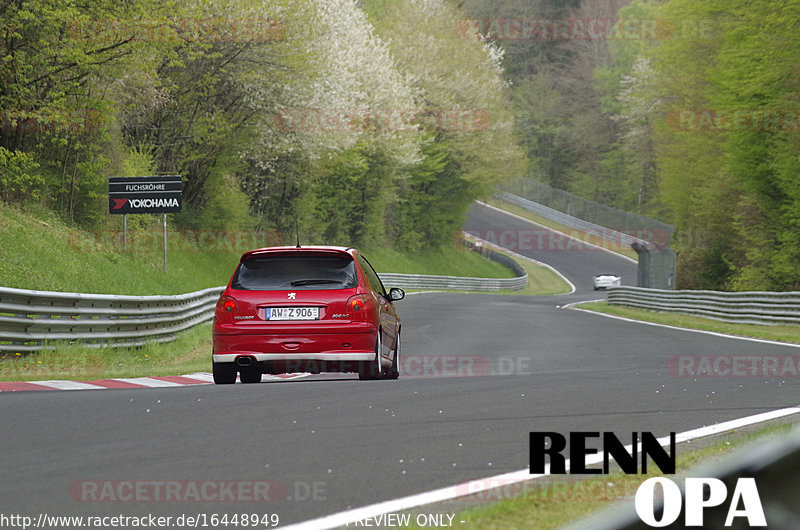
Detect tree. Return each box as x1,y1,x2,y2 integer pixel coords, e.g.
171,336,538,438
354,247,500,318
366,0,527,248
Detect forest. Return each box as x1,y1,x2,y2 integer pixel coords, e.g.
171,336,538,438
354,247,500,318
2,0,800,290
460,0,800,290
0,0,525,253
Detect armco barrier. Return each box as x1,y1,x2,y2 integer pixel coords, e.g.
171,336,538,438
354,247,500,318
0,286,224,352
379,232,528,292
0,254,527,352
378,271,527,292
607,286,800,325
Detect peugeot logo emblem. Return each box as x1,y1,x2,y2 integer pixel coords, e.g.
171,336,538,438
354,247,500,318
288,292,296,300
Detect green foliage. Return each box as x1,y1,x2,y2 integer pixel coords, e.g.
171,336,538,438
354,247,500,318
366,0,527,250
0,147,43,203
311,143,395,247
0,0,175,221
461,0,800,291
644,0,800,290
1,0,525,286
393,138,473,251
192,174,256,233
120,146,157,178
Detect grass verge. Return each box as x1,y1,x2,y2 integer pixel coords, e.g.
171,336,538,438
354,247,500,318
365,244,514,279
0,202,515,296
577,301,800,344
481,247,571,296
0,324,212,381
398,247,572,296
0,203,241,295
405,422,796,529
483,197,640,261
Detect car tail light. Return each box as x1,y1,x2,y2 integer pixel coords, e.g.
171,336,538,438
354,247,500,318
217,295,238,314
347,294,372,312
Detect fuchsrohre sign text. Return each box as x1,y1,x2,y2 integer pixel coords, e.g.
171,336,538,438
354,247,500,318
109,176,182,214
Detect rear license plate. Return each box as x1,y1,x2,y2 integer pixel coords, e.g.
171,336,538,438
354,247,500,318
264,307,320,321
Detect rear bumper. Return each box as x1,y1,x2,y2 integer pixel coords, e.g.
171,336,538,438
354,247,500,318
212,321,377,362
212,351,375,375
213,352,374,363
213,320,375,336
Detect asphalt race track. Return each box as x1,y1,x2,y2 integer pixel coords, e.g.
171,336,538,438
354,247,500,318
464,201,639,295
1,203,799,528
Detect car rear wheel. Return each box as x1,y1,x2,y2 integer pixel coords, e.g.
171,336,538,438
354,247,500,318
359,334,382,380
213,362,237,385
385,331,400,380
239,366,262,384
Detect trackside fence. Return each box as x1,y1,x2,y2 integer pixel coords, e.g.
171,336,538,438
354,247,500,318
0,251,527,352
493,189,678,289
495,179,674,244
607,286,800,326
495,191,652,250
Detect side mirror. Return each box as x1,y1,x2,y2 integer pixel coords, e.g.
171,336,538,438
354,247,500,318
388,287,405,301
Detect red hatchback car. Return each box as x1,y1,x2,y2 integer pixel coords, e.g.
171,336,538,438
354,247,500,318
212,245,404,384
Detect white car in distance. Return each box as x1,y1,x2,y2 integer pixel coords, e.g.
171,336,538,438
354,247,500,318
593,274,621,290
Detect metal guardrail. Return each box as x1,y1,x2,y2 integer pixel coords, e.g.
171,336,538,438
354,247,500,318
607,286,800,325
377,241,527,292
379,271,527,292
0,249,527,352
0,286,224,352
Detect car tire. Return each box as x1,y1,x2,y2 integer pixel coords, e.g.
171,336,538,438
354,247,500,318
239,366,262,384
385,331,400,380
359,334,382,380
213,362,237,385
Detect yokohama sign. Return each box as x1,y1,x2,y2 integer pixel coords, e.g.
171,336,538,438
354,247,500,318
109,176,182,214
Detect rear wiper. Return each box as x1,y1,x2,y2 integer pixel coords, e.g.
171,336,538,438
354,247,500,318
290,279,342,286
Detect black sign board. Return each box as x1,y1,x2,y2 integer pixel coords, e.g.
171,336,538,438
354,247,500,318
109,176,182,214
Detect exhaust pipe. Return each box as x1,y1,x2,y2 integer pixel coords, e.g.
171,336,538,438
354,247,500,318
235,356,254,367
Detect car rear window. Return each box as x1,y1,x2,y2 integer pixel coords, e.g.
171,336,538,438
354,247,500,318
231,254,358,290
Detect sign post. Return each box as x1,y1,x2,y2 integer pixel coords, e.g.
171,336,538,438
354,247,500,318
163,213,167,273
109,176,182,272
